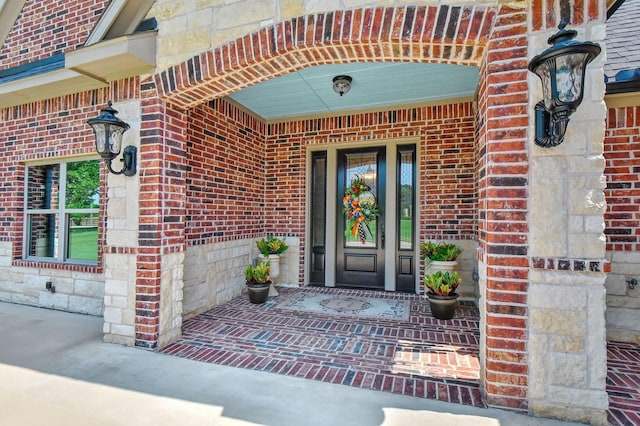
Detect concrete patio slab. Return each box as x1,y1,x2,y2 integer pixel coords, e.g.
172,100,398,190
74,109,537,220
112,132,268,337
0,300,585,426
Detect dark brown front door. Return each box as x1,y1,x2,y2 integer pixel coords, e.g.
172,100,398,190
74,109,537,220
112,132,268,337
336,147,386,289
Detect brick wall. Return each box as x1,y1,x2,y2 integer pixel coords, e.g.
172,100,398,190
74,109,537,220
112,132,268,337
476,5,530,411
0,0,108,68
185,99,477,287
605,106,640,251
0,81,137,314
185,100,266,245
604,105,640,343
155,5,497,110
0,93,101,259
263,102,477,284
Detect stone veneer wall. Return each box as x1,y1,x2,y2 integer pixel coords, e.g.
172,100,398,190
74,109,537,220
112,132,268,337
183,239,250,319
159,251,184,347
102,99,142,346
183,237,300,319
526,1,609,423
0,241,104,315
604,105,640,343
606,251,640,343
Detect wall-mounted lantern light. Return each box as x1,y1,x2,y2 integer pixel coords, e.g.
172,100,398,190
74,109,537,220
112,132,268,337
528,22,601,148
87,101,136,176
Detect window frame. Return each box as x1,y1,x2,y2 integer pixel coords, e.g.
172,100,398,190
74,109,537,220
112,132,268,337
23,156,101,266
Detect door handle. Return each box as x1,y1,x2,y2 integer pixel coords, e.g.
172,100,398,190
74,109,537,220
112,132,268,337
381,224,385,249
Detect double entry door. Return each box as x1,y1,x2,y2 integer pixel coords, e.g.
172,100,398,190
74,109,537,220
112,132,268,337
309,144,417,293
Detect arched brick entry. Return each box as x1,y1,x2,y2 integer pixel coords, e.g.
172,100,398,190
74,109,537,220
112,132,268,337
144,3,535,413
154,5,497,109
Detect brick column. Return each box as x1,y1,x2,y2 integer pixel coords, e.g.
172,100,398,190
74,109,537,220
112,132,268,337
477,6,530,412
135,80,187,349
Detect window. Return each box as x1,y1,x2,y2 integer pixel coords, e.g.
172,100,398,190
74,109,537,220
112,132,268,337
24,159,100,264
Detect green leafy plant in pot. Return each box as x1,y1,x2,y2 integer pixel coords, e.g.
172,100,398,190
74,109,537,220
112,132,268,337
256,235,288,282
420,241,462,264
424,270,461,320
420,240,462,280
244,261,272,304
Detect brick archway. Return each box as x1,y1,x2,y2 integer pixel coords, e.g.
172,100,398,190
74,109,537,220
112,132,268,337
154,5,498,109
145,1,531,411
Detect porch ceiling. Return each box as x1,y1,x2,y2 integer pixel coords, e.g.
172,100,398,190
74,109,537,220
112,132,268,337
226,62,480,122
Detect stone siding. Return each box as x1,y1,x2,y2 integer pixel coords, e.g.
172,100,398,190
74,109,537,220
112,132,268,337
183,237,300,319
159,251,184,347
0,241,104,315
102,252,137,345
606,251,640,343
525,9,609,425
183,240,248,319
102,99,142,346
528,269,609,425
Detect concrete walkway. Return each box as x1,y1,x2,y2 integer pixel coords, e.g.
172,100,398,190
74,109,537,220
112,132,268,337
0,301,581,426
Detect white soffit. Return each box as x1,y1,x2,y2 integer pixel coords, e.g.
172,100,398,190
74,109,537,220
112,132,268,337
86,0,155,46
228,62,480,121
67,31,157,81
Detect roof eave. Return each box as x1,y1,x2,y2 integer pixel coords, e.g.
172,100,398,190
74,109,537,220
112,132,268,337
0,31,156,109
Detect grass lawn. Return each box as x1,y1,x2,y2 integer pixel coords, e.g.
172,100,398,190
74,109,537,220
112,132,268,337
68,227,98,261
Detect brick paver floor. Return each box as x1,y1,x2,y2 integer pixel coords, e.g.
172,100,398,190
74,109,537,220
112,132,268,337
162,286,483,407
607,340,640,426
162,286,640,422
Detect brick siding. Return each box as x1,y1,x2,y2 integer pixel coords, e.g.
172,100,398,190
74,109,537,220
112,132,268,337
156,5,497,110
0,78,138,270
605,106,640,251
186,100,266,246
477,6,530,411
0,0,108,68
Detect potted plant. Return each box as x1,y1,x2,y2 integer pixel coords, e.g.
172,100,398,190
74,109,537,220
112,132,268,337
420,240,462,275
244,261,272,304
424,270,461,320
256,234,288,280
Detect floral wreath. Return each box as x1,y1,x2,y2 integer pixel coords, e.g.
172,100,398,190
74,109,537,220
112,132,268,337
343,175,380,244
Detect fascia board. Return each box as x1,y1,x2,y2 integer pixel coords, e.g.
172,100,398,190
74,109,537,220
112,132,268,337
0,69,108,108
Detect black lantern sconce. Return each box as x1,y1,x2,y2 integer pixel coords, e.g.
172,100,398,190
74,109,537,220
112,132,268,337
87,101,136,176
528,22,601,148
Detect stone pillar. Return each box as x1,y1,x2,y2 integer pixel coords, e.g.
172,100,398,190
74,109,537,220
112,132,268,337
527,7,609,425
103,99,141,346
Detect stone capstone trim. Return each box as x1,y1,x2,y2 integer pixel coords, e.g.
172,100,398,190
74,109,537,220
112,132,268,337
531,257,611,273
12,260,102,274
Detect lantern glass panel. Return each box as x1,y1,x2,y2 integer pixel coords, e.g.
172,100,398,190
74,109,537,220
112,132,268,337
107,124,126,155
555,53,586,105
93,125,107,155
534,59,554,110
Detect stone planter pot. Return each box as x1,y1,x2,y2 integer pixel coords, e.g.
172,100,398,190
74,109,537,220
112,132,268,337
258,254,281,280
246,281,271,304
427,292,459,320
425,260,458,276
